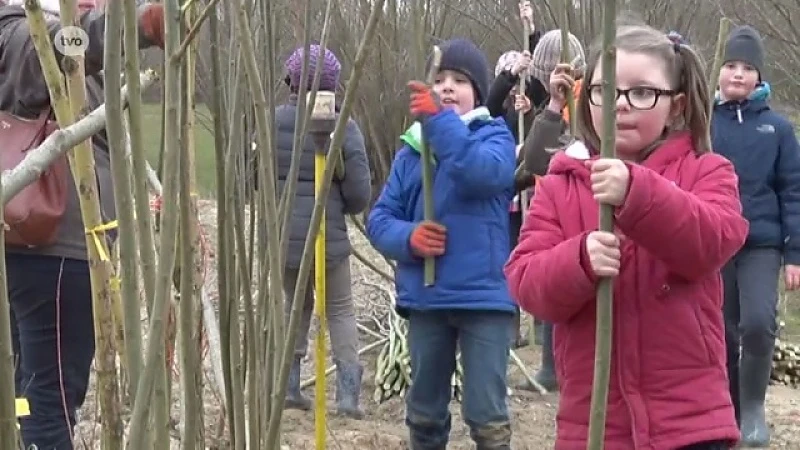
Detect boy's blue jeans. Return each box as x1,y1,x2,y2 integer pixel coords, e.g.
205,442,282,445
405,310,512,449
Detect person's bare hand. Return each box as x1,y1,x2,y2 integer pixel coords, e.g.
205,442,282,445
514,94,531,114
585,158,630,206
586,231,621,277
511,50,531,76
786,265,800,290
546,63,576,113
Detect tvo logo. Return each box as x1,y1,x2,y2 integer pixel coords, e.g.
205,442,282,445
54,26,89,57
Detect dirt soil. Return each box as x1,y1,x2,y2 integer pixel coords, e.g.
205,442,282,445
70,201,800,449
281,345,800,449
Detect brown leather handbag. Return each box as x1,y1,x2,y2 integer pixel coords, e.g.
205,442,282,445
0,107,69,248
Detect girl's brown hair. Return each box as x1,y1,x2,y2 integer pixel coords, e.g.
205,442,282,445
574,24,712,155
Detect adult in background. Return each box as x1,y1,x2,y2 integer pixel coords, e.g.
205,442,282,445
0,0,164,448
276,45,372,419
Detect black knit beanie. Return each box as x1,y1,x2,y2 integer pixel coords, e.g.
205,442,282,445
426,38,490,106
723,25,764,76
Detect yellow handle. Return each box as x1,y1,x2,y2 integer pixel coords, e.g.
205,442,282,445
314,153,327,449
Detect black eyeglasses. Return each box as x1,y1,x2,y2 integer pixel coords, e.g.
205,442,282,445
587,85,677,110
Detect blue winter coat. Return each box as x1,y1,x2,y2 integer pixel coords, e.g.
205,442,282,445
711,83,800,264
366,108,517,314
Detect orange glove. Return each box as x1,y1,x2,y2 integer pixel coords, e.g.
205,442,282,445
408,80,442,119
409,220,446,258
139,3,164,49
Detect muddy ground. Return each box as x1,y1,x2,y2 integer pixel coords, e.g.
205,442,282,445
70,202,800,449
281,343,800,449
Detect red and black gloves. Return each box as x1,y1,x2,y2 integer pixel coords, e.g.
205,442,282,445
409,220,446,258
139,3,164,49
408,80,442,120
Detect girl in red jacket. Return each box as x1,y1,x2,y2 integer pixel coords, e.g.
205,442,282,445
504,24,749,450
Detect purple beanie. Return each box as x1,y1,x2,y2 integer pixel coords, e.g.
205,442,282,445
284,45,342,92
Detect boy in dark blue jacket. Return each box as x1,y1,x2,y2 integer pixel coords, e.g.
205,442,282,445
712,25,800,448
367,38,517,449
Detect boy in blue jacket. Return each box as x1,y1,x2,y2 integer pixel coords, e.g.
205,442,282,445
366,38,517,449
712,25,800,448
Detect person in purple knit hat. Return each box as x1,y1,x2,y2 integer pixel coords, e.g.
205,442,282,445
284,43,342,93
275,45,372,419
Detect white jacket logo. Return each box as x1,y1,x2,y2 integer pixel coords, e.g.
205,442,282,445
757,124,775,134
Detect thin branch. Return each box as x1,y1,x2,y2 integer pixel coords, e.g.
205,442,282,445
172,0,222,63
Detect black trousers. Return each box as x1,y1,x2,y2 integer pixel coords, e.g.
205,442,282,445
9,253,95,450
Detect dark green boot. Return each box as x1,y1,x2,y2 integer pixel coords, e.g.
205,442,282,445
335,360,365,419
739,350,772,447
284,357,311,410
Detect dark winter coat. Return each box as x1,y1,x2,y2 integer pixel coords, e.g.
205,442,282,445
0,5,159,260
274,95,372,269
711,83,800,264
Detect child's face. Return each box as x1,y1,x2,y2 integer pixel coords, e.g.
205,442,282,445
434,70,476,116
718,61,759,102
589,50,684,159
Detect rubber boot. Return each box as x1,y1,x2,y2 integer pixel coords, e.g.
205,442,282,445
471,422,512,450
532,321,558,392
724,327,741,428
335,360,365,419
408,414,450,450
739,350,772,447
534,317,543,345
284,357,311,410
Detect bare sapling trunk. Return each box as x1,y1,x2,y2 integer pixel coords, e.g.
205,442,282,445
227,4,285,446
23,0,122,446
208,0,232,421
219,4,261,442
125,0,184,444
177,1,203,447
518,8,531,216
222,51,248,450
707,17,729,130
560,0,576,135
0,108,15,450
586,1,617,448
104,0,143,407
123,0,158,318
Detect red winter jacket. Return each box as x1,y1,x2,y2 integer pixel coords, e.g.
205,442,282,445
504,132,747,450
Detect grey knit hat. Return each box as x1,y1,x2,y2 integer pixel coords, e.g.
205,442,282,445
530,30,586,88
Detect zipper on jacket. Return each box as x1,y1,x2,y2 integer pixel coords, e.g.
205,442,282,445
615,259,640,448
736,105,743,124
617,332,640,448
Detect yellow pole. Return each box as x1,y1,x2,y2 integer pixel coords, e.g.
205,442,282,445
309,90,337,450
314,149,327,449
